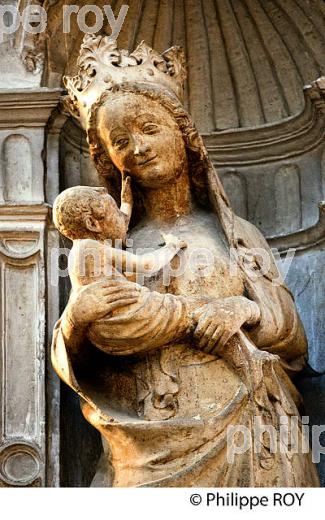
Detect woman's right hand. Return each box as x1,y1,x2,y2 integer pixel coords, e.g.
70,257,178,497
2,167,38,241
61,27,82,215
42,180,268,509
65,279,141,328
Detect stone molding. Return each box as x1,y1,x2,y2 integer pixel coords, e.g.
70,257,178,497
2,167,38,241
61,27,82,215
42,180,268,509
0,88,61,486
0,89,62,128
269,201,325,254
0,203,50,487
204,84,325,166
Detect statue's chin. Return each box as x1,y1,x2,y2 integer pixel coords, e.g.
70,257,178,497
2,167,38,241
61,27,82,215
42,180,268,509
131,166,175,189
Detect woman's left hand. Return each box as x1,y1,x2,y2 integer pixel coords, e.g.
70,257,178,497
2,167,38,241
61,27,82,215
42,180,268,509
192,296,260,355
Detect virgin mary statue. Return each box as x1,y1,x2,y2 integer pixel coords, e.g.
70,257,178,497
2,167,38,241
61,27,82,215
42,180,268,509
52,34,319,487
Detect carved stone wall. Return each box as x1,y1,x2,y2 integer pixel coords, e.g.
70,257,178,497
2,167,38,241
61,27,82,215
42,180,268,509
0,0,324,486
0,204,47,487
0,89,61,486
0,0,46,88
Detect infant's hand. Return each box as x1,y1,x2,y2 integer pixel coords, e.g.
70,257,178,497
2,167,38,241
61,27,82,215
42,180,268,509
160,232,187,250
121,173,133,205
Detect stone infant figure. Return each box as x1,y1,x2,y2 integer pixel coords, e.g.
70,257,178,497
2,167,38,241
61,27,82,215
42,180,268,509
52,176,195,356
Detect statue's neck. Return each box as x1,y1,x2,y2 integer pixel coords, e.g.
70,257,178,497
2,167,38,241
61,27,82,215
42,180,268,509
141,166,192,222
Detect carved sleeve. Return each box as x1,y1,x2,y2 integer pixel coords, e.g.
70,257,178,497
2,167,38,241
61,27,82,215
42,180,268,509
86,287,195,356
235,217,307,369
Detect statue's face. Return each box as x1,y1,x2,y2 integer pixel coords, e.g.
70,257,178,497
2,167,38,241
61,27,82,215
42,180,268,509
97,92,187,188
86,187,127,240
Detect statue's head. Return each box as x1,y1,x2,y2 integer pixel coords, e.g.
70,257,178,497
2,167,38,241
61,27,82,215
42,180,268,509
63,35,228,219
53,185,127,241
95,89,188,189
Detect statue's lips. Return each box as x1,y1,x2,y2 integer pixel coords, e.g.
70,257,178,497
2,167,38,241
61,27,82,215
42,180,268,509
136,155,157,167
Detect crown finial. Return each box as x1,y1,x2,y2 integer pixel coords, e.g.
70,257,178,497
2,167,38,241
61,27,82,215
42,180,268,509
63,34,187,129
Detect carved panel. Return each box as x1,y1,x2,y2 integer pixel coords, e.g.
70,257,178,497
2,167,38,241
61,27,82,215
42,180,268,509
274,164,302,234
0,208,47,487
220,169,248,219
0,88,61,486
1,262,38,438
3,135,33,202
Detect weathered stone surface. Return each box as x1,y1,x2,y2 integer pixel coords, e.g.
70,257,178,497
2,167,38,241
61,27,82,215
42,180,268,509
0,0,324,487
0,88,61,486
0,204,48,486
51,35,320,487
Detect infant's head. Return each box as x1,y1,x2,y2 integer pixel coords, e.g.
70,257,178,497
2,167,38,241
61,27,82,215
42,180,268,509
53,186,127,241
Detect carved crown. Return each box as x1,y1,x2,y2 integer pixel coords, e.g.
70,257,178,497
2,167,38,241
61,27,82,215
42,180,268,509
63,34,187,129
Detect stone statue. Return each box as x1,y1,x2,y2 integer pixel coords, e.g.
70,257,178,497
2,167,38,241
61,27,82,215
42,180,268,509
53,182,190,352
52,35,319,487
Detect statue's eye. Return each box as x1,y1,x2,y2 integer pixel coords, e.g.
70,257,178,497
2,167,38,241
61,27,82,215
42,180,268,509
142,123,159,134
114,137,129,149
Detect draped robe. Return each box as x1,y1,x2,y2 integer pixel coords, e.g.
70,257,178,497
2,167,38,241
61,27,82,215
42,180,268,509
52,174,319,487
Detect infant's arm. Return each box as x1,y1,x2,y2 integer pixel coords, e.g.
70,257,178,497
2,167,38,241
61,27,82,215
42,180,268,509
110,238,186,276
69,235,186,286
69,239,120,287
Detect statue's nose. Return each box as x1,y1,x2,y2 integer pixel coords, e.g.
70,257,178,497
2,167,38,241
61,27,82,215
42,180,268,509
133,139,150,156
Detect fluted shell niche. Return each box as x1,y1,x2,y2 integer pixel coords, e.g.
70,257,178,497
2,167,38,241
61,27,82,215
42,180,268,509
46,0,325,133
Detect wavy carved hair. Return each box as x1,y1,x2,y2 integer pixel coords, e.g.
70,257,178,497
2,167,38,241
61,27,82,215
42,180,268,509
86,82,225,225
